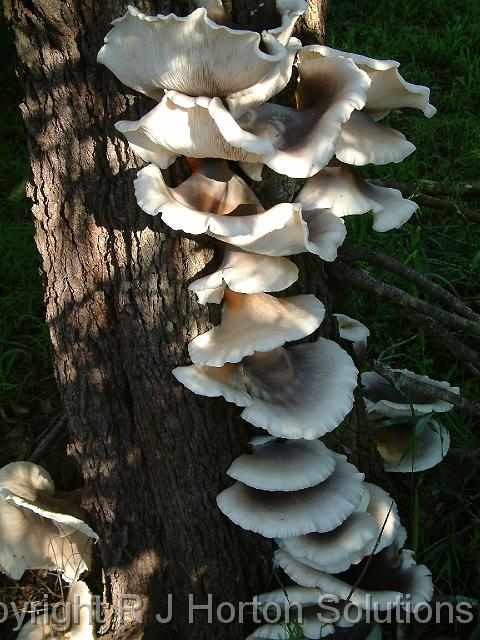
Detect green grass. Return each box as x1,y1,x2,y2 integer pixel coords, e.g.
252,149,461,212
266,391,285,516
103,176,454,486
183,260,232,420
1,1,479,638
328,0,480,635
0,16,52,410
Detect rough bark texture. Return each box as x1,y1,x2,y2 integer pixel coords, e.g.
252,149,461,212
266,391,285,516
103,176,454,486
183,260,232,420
2,1,374,639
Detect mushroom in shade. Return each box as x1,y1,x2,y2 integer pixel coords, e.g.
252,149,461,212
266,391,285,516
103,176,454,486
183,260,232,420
174,338,359,440
240,340,358,439
98,5,303,117
16,581,95,639
188,291,325,366
276,511,379,574
361,369,460,418
297,163,417,232
363,482,404,553
227,438,336,491
274,535,433,611
135,160,346,260
298,46,435,166
216,453,366,538
372,418,450,473
189,247,299,304
116,52,370,179
0,462,97,582
334,313,370,360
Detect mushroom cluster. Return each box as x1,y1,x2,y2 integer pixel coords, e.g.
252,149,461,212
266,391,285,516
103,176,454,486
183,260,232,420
0,461,97,583
96,0,441,636
362,369,458,473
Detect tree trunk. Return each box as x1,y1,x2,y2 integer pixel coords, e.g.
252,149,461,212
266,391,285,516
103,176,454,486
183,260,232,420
3,1,350,639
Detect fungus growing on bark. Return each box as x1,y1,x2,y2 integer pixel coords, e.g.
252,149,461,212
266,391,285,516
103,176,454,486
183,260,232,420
16,581,96,640
297,163,418,231
174,338,358,439
298,46,435,166
135,160,346,259
189,247,299,304
97,4,302,116
274,538,434,611
372,418,451,472
276,511,380,574
217,453,366,538
0,462,97,582
362,369,460,418
226,438,336,492
188,291,325,366
95,3,445,636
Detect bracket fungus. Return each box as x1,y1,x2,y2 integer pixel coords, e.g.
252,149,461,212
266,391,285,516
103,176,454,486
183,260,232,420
95,3,445,637
189,247,299,304
362,368,460,418
297,163,418,232
174,337,358,440
188,291,325,366
217,453,367,538
372,418,451,473
0,462,97,582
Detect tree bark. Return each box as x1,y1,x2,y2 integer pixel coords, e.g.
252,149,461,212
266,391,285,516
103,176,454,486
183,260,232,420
2,1,356,639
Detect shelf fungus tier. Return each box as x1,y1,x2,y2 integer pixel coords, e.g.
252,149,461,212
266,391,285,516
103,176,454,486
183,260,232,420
217,453,367,538
97,4,304,116
135,159,347,260
189,247,299,305
188,291,325,366
173,338,359,440
274,539,434,612
226,437,336,492
297,162,418,232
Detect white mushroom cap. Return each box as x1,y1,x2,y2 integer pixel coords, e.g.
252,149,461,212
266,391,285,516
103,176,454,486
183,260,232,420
0,462,96,582
361,369,460,417
189,247,299,304
175,339,358,440
17,581,95,640
216,453,366,538
363,483,402,554
117,93,270,168
335,111,416,166
189,291,325,366
227,438,336,491
335,314,369,344
275,546,433,611
373,419,450,473
276,511,379,574
299,45,436,118
0,500,93,582
0,462,98,540
172,362,252,408
135,160,345,259
98,5,299,116
236,54,371,178
297,163,417,232
241,339,358,440
334,313,369,360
